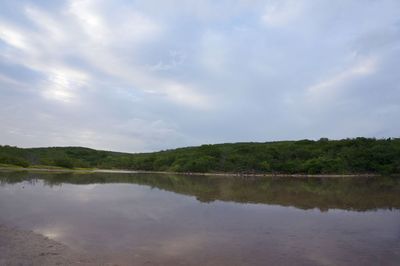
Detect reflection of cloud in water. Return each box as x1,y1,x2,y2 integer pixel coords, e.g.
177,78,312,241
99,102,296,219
66,184,152,201
34,225,66,241
64,183,193,222
59,183,148,204
137,233,208,258
78,184,98,190
159,234,207,256
1,173,400,265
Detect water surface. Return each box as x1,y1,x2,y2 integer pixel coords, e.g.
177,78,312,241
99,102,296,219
0,171,399,265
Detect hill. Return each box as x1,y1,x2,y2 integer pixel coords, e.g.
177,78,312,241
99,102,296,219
1,138,399,174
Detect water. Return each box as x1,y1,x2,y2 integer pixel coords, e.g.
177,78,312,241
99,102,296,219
0,171,399,265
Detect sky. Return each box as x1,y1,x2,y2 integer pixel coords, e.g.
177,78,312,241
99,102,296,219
0,0,399,152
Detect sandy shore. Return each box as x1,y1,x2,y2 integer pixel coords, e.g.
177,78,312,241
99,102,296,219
0,225,99,266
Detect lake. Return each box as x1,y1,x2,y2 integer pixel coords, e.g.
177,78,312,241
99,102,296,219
0,171,399,265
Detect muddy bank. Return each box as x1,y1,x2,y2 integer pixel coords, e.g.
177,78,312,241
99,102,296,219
0,225,99,266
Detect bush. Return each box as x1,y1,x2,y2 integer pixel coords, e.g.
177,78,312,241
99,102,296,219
0,156,30,167
54,158,74,169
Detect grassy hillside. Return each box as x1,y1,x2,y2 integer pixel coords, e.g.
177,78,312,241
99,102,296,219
1,137,400,174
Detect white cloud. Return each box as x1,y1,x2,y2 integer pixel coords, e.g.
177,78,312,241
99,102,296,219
261,0,305,27
148,50,186,71
68,0,105,40
0,73,28,88
41,67,89,103
198,31,230,75
1,1,212,111
163,82,212,110
306,57,378,103
0,22,31,52
1,0,400,151
24,6,67,44
68,0,161,45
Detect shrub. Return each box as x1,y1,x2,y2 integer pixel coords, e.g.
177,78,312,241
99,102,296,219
54,158,74,169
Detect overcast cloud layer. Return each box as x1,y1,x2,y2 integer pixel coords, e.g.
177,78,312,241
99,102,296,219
1,0,400,152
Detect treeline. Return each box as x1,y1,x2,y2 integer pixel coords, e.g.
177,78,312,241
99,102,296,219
1,138,400,174
0,146,128,169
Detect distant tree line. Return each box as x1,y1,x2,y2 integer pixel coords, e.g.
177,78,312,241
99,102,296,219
0,138,399,174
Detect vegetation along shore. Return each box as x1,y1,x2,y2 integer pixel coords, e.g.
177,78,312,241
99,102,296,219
1,138,399,175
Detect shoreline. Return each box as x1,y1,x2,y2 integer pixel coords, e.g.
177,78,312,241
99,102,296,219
0,166,383,178
0,224,97,265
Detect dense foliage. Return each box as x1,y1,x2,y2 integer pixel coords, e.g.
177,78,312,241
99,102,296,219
0,138,399,174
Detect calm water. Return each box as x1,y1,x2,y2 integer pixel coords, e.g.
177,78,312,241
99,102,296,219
0,171,399,265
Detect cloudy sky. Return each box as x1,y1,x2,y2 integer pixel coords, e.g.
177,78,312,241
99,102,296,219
0,0,399,152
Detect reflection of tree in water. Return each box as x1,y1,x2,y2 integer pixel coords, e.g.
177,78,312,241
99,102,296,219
1,171,399,211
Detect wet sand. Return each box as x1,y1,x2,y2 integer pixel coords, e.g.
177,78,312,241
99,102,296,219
0,225,98,266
